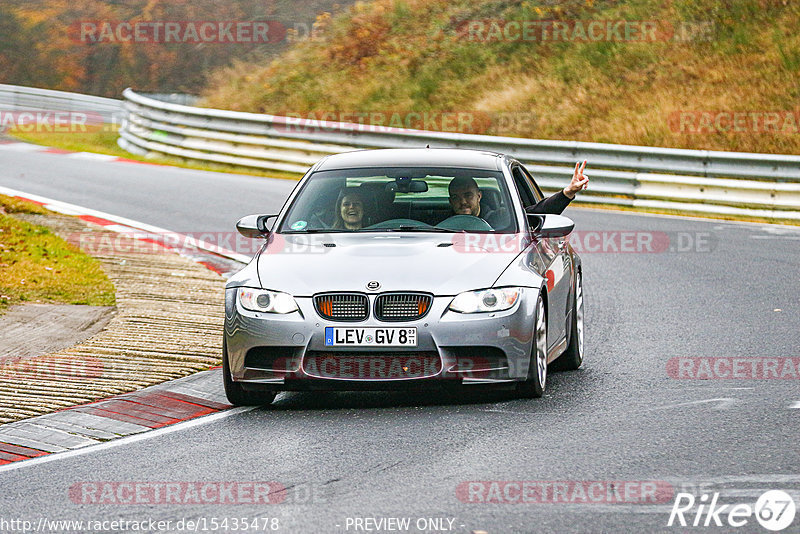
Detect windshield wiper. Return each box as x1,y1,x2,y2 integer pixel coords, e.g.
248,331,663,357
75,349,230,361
283,229,347,234
380,225,454,233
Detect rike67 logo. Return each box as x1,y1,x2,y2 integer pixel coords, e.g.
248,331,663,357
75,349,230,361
668,490,797,531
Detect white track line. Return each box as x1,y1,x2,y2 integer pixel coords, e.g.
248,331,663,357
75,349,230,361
648,398,736,410
0,142,43,152
0,185,249,263
65,152,118,161
0,407,255,474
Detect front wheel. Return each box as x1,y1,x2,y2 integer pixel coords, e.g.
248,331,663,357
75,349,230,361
223,339,277,406
517,294,547,398
551,270,584,372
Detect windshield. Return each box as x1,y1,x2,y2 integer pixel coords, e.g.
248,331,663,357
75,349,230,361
279,167,518,233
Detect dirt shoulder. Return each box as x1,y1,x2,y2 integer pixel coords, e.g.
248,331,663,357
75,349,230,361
0,212,225,424
0,303,114,361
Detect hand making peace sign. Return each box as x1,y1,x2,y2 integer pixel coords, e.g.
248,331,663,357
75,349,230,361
563,160,589,199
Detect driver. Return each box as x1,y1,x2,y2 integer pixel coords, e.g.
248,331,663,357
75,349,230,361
448,161,590,223
448,177,484,217
447,176,507,228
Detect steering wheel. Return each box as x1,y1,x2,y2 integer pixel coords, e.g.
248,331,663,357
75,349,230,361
435,215,493,231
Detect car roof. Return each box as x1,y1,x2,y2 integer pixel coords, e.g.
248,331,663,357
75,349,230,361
314,148,506,171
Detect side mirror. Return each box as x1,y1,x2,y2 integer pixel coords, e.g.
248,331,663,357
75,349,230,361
526,214,575,238
236,214,277,238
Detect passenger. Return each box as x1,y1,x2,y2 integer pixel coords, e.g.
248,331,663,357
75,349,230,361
524,160,590,214
332,188,366,230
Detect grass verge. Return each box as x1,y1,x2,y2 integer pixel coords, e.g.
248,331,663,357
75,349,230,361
201,0,800,155
0,194,116,314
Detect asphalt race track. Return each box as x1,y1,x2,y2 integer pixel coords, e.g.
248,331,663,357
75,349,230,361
1,147,799,533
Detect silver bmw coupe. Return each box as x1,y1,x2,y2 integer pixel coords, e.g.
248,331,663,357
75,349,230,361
223,148,584,405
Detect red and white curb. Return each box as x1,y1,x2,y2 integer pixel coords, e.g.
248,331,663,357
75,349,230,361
0,139,154,166
0,185,254,468
0,185,251,268
0,369,232,468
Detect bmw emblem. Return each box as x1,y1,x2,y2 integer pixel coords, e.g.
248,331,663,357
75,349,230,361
366,281,381,291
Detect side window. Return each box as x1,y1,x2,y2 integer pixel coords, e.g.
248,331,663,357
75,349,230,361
511,165,536,207
519,165,544,201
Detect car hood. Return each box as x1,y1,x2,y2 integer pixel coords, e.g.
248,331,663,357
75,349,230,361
256,233,521,296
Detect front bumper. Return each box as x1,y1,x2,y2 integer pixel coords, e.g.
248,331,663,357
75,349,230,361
224,288,538,389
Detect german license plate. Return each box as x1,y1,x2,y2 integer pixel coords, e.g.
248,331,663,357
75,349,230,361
324,327,417,347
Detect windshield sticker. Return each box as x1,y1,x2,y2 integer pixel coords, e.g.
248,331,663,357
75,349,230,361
290,220,308,230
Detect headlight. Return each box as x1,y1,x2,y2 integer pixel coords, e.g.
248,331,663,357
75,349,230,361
449,288,521,313
238,288,298,314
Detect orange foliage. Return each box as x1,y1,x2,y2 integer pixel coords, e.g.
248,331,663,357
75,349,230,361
0,0,348,97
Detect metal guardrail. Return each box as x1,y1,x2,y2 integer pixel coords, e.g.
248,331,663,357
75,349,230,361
0,84,123,124
144,93,200,107
95,89,800,221
1,84,797,222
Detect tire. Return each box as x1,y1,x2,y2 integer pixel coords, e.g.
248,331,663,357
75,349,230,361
222,339,277,406
551,270,584,371
517,294,547,398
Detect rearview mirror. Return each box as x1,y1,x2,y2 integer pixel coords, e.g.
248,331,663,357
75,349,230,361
391,177,428,193
526,214,575,238
236,214,277,238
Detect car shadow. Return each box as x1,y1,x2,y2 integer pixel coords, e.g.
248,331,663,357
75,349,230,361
256,370,582,411
265,387,520,411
